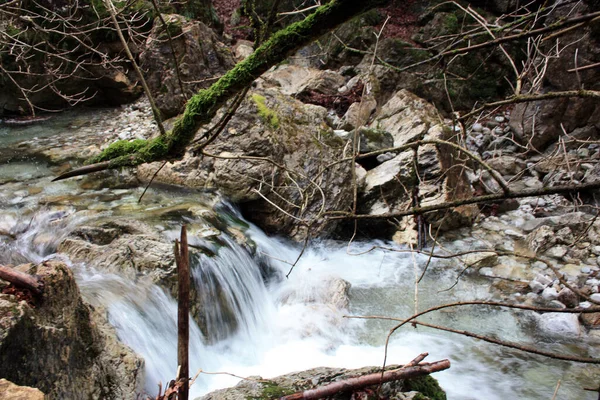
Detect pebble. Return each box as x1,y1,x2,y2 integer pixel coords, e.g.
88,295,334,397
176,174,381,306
546,246,568,259
493,127,504,135
590,293,600,302
581,266,592,274
472,123,483,132
535,274,552,286
495,116,505,123
532,261,548,270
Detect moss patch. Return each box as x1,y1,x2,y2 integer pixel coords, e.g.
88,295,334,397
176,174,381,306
90,139,147,164
251,94,280,130
403,375,446,400
249,380,295,400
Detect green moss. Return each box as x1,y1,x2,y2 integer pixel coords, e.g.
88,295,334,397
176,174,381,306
251,94,280,130
90,139,147,164
403,376,446,400
249,380,295,400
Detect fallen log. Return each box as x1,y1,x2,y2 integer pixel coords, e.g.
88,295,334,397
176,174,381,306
0,265,44,295
280,357,450,400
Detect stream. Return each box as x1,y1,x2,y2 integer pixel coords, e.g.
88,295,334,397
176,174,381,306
1,111,599,399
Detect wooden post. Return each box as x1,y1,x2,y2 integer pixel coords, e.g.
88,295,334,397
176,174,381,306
174,225,190,400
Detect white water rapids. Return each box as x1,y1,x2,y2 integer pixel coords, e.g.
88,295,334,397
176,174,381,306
1,114,598,399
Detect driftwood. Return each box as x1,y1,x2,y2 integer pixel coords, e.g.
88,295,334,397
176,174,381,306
280,354,450,400
174,226,190,400
0,264,44,295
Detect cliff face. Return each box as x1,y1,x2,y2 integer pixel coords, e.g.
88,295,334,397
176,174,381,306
0,261,143,399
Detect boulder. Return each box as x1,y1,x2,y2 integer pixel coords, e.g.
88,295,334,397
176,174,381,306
137,88,354,240
139,14,235,118
199,365,446,400
356,90,477,241
0,261,142,399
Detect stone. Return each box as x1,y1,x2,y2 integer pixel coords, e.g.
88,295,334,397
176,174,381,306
537,313,581,337
233,40,254,60
529,280,545,294
541,287,559,301
591,293,600,302
526,225,555,253
557,288,578,308
545,245,568,259
0,262,142,398
535,274,553,287
363,151,414,196
369,89,438,147
138,88,354,241
0,379,44,399
340,96,377,130
472,123,483,132
357,127,394,154
140,15,235,118
487,155,526,176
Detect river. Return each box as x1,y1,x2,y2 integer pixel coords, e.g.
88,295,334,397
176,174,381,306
1,110,598,399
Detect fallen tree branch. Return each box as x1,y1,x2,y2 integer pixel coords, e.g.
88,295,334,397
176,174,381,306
52,0,387,182
280,357,450,400
327,180,600,221
0,265,44,295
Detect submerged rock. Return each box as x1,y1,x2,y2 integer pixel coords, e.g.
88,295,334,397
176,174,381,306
0,261,142,399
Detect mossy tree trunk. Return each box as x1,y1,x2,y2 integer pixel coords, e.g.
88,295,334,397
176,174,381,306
77,0,388,176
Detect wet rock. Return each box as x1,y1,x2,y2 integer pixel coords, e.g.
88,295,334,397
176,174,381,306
0,379,44,399
0,261,142,398
537,313,581,337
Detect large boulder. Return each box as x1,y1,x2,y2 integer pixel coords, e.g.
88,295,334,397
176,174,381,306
137,87,354,240
140,14,236,118
0,261,142,399
357,90,477,241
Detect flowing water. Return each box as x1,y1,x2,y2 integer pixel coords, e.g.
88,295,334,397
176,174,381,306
1,113,599,399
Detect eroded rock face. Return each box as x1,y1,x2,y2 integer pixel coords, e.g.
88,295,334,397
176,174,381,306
140,14,235,118
0,261,142,399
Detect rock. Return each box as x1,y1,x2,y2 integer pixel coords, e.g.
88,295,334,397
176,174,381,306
545,245,568,259
369,89,438,147
541,287,559,301
591,293,600,302
138,88,354,240
534,274,553,287
529,280,545,294
340,96,377,131
461,252,498,268
557,288,578,308
0,261,142,398
487,155,526,176
581,312,600,328
472,123,483,132
526,225,555,253
363,151,414,196
537,313,581,337
0,379,44,399
199,365,446,400
140,15,235,118
357,127,394,154
233,39,254,60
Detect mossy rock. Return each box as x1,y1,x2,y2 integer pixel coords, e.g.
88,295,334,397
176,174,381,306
403,375,447,400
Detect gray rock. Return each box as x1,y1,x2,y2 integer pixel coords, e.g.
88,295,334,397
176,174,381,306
534,274,553,287
495,116,505,123
529,280,545,294
591,293,600,302
472,123,483,132
537,313,581,337
545,246,568,259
